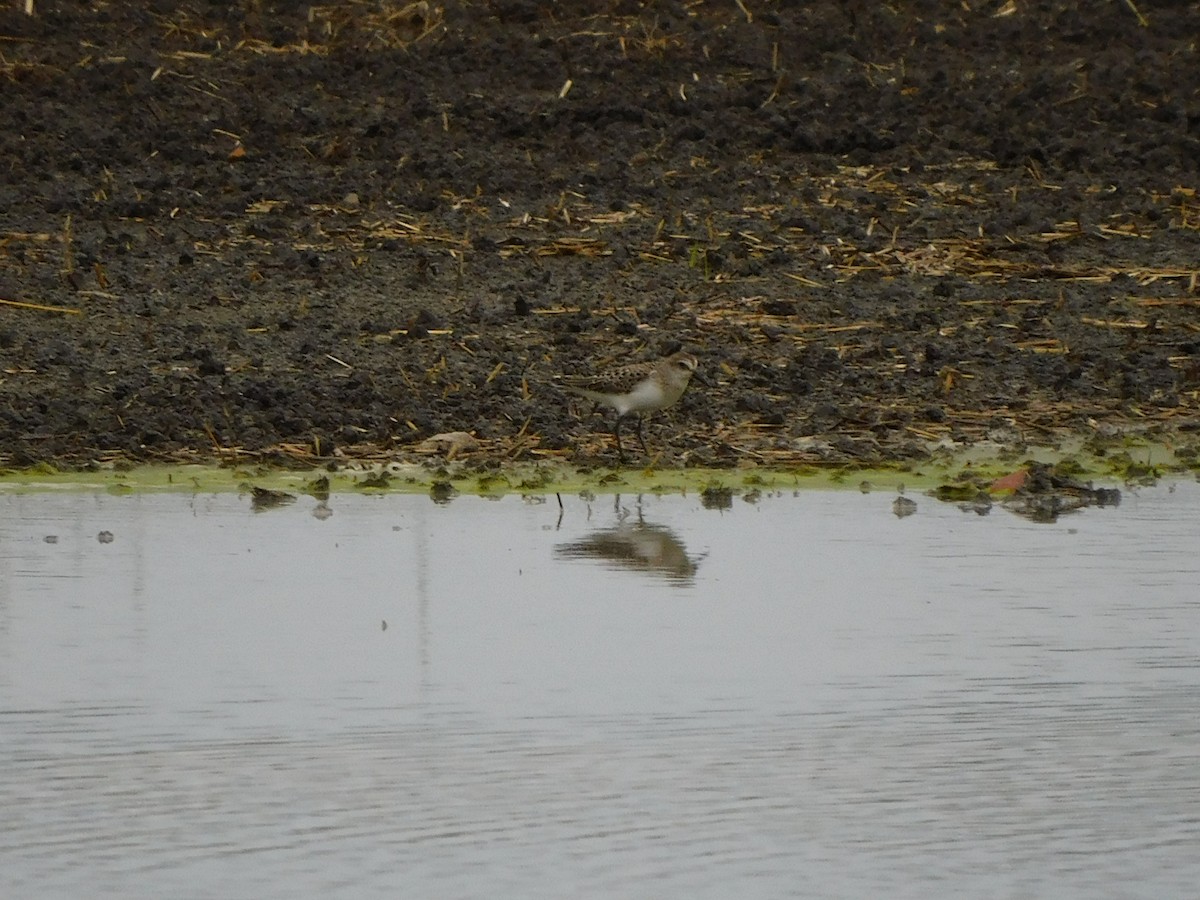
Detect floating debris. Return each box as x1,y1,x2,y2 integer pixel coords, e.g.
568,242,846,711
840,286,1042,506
429,480,457,505
356,471,391,490
245,485,296,512
959,492,993,516
1001,464,1121,523
700,485,734,510
936,462,1122,523
304,475,331,502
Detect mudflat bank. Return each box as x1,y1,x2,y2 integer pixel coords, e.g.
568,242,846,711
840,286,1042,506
2,2,1198,473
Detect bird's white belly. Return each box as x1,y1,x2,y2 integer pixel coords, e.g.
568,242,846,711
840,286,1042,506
616,379,670,416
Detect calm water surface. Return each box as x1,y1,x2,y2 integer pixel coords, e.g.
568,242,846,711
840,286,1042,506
1,482,1199,898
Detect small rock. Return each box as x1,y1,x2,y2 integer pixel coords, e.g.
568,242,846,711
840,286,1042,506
418,431,480,459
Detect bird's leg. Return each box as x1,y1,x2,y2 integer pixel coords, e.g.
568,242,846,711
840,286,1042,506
635,415,649,455
613,415,627,463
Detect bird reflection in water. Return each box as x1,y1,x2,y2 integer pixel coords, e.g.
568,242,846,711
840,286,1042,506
554,497,701,586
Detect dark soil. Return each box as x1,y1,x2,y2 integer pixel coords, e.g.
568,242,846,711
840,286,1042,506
2,1,1199,470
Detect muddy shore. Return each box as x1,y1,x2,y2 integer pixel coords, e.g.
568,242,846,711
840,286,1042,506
2,2,1198,472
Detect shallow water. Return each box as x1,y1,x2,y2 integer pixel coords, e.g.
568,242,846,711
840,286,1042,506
2,482,1199,899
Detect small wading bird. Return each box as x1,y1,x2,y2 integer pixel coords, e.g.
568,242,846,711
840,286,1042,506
559,351,699,462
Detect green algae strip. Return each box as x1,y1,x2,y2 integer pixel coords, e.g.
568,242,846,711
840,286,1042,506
0,439,1191,497
0,461,909,497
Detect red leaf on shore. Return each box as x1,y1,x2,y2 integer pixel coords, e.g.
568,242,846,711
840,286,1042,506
990,469,1029,492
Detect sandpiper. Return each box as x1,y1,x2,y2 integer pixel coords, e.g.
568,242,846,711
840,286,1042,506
559,351,699,461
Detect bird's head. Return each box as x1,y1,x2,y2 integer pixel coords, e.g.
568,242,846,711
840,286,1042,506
669,352,699,375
